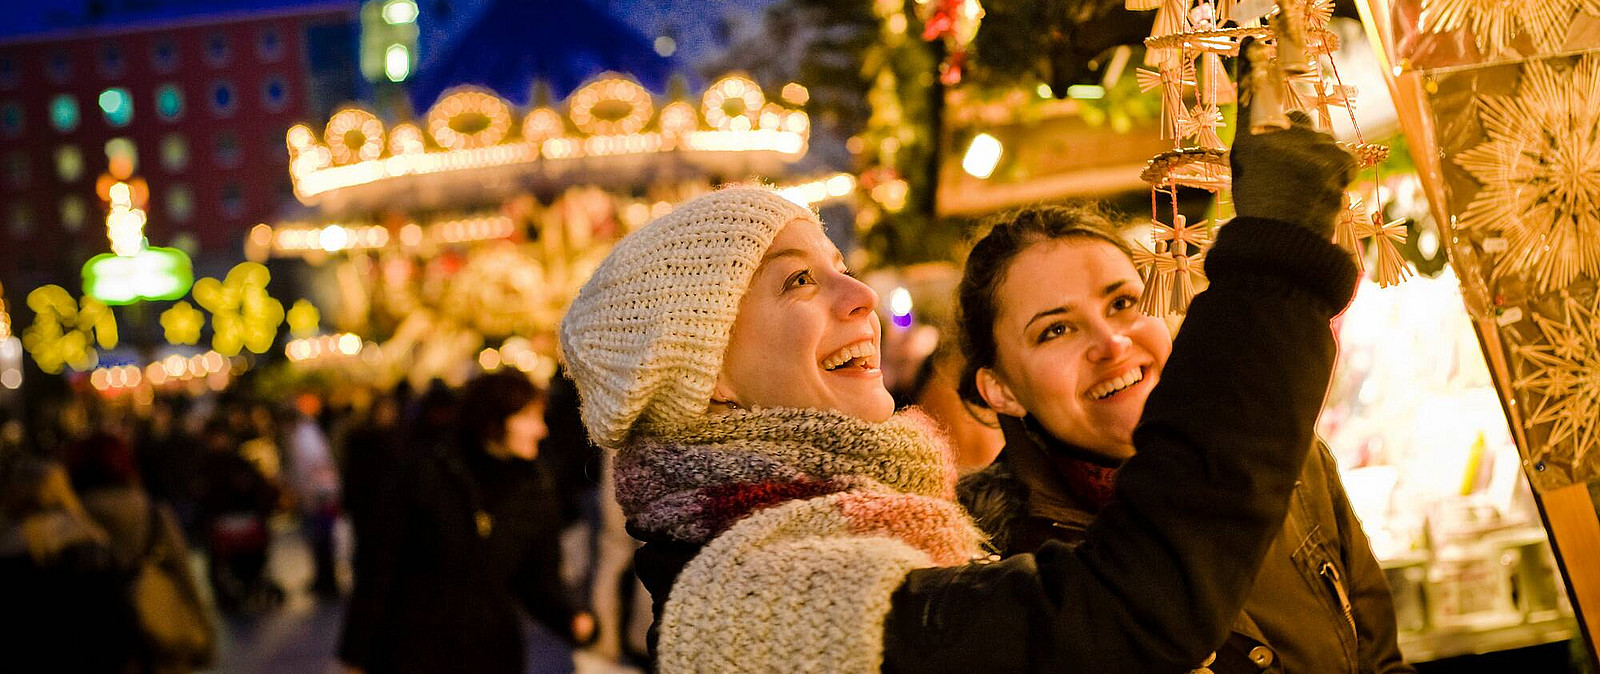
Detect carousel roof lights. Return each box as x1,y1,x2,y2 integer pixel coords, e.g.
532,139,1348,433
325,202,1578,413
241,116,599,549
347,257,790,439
288,75,810,200
326,108,386,165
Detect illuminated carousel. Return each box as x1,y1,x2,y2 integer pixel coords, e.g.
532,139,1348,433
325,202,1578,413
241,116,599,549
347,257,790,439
261,74,852,386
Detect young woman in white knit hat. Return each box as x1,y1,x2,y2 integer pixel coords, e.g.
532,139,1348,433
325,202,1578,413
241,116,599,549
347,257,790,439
558,59,1360,672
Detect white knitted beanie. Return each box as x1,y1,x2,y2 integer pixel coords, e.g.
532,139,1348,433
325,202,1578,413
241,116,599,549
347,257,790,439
559,186,818,449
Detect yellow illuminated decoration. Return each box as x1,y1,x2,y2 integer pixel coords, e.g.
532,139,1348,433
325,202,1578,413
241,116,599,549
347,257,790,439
160,301,205,345
325,108,386,165
569,76,654,136
427,88,513,150
287,299,321,338
22,286,118,373
0,282,11,341
287,74,811,200
702,75,765,132
192,262,285,356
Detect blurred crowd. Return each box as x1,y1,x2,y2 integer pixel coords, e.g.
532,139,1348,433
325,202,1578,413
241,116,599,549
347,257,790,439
0,366,662,673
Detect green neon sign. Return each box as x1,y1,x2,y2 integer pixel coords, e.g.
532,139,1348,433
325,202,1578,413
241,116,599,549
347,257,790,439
82,247,194,305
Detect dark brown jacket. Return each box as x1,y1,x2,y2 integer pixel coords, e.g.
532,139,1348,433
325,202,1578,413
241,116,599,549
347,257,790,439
960,414,1414,674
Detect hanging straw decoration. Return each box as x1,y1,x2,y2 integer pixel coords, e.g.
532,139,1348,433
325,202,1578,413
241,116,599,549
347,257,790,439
1178,104,1227,149
1361,213,1412,287
1134,239,1179,316
1134,0,1402,313
1170,250,1207,313
1145,0,1191,70
1335,196,1367,268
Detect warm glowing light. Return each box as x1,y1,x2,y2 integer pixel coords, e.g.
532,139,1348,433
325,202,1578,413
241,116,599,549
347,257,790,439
325,108,385,164
889,287,914,328
478,347,501,370
703,75,765,131
287,124,315,153
569,76,654,136
522,107,565,142
781,83,810,105
320,224,350,252
1036,83,1053,98
1067,84,1105,100
388,123,425,155
962,132,1003,179
337,332,362,355
427,89,512,150
400,223,423,246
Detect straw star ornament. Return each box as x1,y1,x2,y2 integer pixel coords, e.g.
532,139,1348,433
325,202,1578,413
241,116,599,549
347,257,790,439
1453,55,1600,293
1419,0,1579,56
1511,291,1600,484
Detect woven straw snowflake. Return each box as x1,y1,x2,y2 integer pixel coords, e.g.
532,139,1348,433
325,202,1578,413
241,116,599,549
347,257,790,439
1453,55,1600,294
1419,0,1579,56
1511,291,1600,485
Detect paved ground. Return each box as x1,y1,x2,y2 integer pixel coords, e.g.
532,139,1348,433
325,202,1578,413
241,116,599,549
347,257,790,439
200,521,630,674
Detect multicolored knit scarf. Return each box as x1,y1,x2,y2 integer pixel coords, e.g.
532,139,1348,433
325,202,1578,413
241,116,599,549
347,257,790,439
614,407,987,672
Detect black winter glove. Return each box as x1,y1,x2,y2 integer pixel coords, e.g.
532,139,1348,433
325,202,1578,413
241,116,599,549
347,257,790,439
1230,37,1358,239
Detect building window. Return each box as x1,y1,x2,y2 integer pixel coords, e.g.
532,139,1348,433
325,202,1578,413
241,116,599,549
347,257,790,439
49,94,79,132
98,43,125,78
151,37,178,73
220,182,244,219
60,195,87,233
167,183,194,222
214,130,241,168
0,56,17,90
160,133,188,172
8,202,33,238
257,27,285,62
155,84,184,121
99,87,133,127
1,100,24,138
262,76,289,113
209,80,237,118
204,32,231,68
46,50,71,84
55,146,83,182
2,151,28,189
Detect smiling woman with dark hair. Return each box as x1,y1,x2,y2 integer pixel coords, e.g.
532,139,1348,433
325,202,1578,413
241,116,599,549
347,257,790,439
340,371,594,674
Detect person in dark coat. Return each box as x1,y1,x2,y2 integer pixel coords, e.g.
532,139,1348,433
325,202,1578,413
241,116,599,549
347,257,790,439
339,371,594,674
952,201,1412,673
65,432,215,673
556,61,1366,670
0,451,138,672
340,392,404,547
192,419,280,612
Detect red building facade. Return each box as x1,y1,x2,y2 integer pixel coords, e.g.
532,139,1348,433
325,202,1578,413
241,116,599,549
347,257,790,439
0,4,356,288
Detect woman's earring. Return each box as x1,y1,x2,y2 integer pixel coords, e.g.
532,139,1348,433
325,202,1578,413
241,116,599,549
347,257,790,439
711,398,742,411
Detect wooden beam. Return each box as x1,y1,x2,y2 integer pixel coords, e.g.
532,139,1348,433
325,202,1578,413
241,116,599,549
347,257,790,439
1536,483,1600,667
